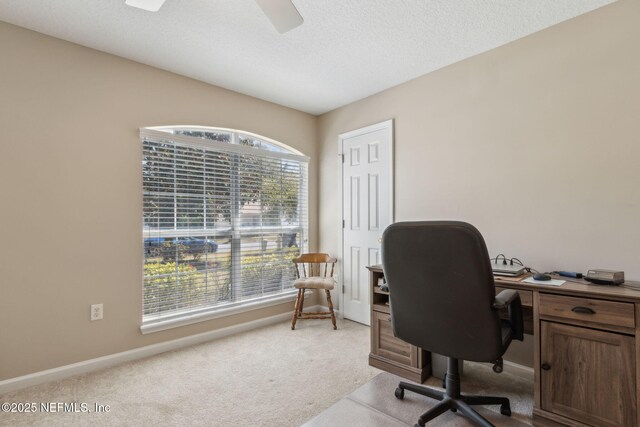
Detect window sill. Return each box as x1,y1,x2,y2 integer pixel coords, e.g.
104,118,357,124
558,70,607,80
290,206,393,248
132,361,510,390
140,290,309,334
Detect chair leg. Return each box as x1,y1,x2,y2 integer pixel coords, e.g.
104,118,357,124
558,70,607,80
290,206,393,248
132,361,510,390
418,398,454,426
298,288,306,317
461,395,510,407
398,381,445,402
461,394,511,417
326,289,337,329
455,401,495,427
291,289,302,330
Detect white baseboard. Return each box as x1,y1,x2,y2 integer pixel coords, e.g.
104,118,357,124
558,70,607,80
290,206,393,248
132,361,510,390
0,310,297,395
314,305,342,316
502,360,534,381
477,360,534,381
1,307,531,395
323,306,532,381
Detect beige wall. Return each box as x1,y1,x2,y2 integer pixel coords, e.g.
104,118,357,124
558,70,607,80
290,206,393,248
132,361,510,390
0,22,317,380
318,0,640,367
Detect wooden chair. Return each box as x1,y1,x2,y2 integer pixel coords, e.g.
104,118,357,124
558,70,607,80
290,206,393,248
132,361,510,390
291,253,337,330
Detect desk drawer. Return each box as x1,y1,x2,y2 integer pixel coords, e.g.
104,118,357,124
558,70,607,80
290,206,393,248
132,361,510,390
539,293,635,331
495,287,533,307
371,311,413,365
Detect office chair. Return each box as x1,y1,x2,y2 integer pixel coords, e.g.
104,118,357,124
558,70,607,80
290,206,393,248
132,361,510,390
291,253,337,330
382,221,524,427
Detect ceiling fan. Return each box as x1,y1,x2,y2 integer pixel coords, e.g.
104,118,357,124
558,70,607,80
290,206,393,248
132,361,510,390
124,0,304,33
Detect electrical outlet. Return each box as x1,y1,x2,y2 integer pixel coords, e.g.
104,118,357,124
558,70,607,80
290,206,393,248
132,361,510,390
91,304,103,321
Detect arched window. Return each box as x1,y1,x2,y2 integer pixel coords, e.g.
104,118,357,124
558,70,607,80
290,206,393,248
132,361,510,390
140,126,309,332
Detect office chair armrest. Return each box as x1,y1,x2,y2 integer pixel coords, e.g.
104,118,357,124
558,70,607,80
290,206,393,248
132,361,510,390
492,289,518,309
493,289,524,341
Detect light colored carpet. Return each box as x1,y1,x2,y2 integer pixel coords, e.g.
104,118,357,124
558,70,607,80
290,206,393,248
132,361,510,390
0,319,379,427
0,319,533,426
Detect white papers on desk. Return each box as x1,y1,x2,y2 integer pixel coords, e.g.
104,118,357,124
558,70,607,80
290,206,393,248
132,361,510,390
523,277,565,286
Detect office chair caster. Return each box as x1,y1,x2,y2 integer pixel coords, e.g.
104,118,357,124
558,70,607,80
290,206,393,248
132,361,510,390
500,403,511,416
394,387,404,400
492,358,503,373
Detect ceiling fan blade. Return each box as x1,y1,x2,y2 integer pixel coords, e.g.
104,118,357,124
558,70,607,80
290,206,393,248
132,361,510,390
255,0,304,33
125,0,167,12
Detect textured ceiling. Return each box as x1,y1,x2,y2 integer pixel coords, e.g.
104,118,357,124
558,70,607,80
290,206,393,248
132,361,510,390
0,0,616,115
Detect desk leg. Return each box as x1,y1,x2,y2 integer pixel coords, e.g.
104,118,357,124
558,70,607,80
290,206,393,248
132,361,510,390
636,303,640,427
533,291,541,409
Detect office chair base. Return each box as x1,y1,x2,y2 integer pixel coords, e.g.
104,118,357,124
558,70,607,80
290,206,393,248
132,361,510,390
394,358,511,426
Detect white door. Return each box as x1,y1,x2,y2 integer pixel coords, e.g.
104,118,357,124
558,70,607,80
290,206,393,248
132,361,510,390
341,120,393,325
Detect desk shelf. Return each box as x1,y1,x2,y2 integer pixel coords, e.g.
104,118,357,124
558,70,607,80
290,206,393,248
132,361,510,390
373,285,389,295
372,285,390,314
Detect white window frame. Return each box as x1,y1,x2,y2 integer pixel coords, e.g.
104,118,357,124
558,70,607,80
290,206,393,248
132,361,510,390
140,126,309,334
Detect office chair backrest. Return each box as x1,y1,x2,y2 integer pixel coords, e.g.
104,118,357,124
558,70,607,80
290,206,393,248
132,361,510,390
382,221,503,362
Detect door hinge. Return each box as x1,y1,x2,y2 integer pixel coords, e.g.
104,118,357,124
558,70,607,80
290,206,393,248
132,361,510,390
341,154,345,163
342,219,345,228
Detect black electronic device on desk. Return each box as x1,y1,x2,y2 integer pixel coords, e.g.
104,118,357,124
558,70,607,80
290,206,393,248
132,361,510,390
584,269,625,285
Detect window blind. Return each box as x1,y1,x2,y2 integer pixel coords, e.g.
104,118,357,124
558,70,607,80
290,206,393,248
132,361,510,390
141,127,309,325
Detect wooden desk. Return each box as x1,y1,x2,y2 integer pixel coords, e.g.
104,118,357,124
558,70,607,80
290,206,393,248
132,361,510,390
367,265,640,427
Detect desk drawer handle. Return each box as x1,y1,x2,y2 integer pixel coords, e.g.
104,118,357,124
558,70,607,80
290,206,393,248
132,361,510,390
572,306,595,314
